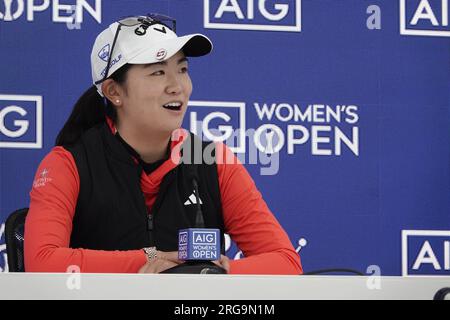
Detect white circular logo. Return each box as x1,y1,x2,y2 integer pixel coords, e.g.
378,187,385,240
0,0,24,21
254,124,285,154
156,48,167,61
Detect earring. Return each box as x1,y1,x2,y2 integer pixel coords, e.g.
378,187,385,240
115,100,120,104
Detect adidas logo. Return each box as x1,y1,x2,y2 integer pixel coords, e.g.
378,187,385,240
184,190,203,206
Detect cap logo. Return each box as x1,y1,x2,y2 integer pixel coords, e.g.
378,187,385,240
135,23,149,36
98,44,110,62
153,26,167,34
156,49,167,60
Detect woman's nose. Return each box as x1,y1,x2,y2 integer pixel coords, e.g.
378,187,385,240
165,73,182,95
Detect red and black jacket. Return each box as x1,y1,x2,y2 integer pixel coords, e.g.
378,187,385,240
66,123,225,252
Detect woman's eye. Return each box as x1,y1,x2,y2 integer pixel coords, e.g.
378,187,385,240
180,67,189,73
151,70,164,76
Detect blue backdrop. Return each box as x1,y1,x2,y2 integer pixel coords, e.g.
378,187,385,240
1,0,449,276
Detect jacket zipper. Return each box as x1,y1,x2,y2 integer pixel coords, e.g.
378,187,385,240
147,213,154,230
147,209,154,246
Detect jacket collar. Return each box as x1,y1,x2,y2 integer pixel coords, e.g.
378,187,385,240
102,117,190,193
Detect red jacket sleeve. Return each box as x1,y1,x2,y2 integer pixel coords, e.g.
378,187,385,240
216,142,303,275
24,147,147,273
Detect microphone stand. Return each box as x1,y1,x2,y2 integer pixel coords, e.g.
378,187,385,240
161,172,226,274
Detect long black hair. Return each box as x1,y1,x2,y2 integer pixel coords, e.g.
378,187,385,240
55,64,133,146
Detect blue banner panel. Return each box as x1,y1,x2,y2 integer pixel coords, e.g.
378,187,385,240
0,0,449,275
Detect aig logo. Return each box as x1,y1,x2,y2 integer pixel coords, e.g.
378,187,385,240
186,101,246,153
402,230,450,276
193,231,217,245
204,0,301,32
0,223,6,272
400,0,450,37
0,94,43,149
0,0,101,23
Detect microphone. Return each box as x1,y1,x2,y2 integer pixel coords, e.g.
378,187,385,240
192,177,204,228
160,165,226,274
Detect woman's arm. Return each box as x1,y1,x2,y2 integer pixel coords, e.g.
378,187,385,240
216,143,303,275
24,147,147,273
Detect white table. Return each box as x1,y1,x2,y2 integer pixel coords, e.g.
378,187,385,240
0,273,449,300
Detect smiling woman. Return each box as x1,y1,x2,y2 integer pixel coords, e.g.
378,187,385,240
102,52,192,163
24,13,302,275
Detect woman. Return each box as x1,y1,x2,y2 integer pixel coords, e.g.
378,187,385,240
24,14,302,274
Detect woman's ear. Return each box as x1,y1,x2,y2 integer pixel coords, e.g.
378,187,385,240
102,79,123,107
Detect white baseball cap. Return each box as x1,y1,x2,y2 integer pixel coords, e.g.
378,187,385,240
91,15,213,96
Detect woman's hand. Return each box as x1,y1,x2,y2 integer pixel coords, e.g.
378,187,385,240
212,254,230,273
139,251,231,274
138,250,183,274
